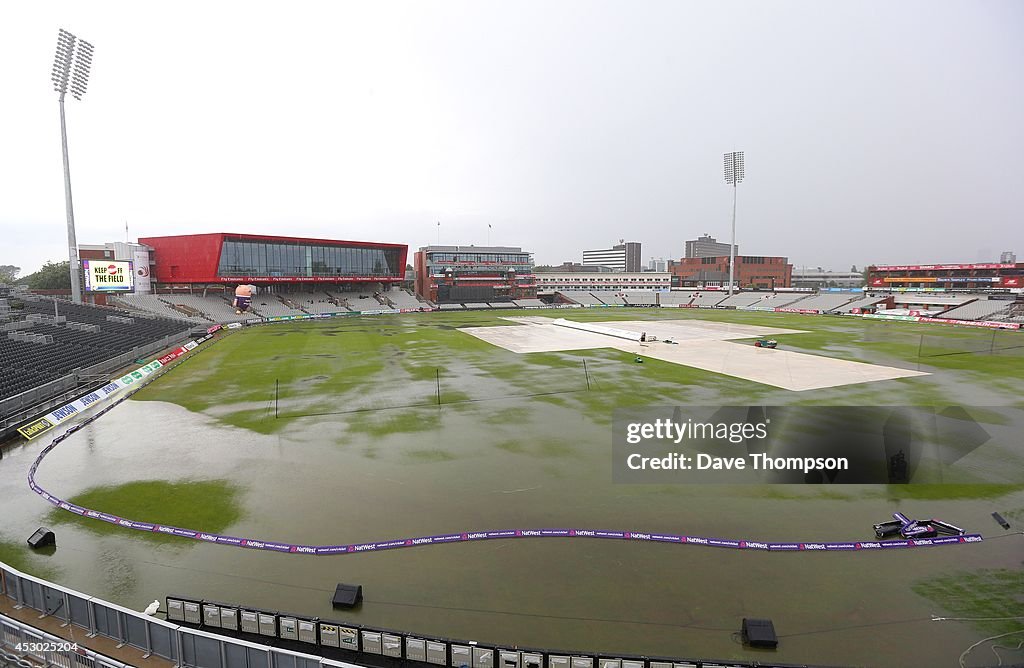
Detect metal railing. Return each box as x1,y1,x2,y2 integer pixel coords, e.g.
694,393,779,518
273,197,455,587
1,612,131,668
0,561,360,668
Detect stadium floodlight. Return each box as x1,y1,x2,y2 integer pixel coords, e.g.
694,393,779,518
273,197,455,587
723,151,745,295
51,28,95,304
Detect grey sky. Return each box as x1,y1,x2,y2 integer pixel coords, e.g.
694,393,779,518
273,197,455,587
2,0,1022,275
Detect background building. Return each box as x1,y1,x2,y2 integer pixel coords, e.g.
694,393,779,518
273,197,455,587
685,234,737,259
582,241,642,272
1001,251,1017,264
792,268,864,289
646,258,669,272
414,245,535,304
536,271,671,294
139,233,407,288
672,255,792,289
535,262,615,273
867,262,1023,291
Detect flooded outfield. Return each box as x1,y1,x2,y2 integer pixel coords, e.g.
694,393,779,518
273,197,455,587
2,309,1023,668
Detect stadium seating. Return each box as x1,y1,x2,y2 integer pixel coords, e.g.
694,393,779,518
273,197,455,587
777,293,859,312
556,291,604,306
160,294,254,323
247,296,307,318
512,298,547,308
758,293,813,308
831,296,887,313
113,294,208,322
0,293,190,402
279,292,351,314
383,289,426,310
338,294,386,312
716,293,767,308
657,292,693,306
939,299,1013,321
622,292,657,306
596,294,627,305
992,302,1024,323
689,292,728,307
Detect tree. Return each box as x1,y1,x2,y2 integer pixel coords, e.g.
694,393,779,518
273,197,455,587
851,265,858,273
0,265,19,284
20,261,72,290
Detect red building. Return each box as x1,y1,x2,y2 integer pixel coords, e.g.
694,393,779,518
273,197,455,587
671,255,792,289
414,245,536,303
138,233,407,287
866,262,1023,291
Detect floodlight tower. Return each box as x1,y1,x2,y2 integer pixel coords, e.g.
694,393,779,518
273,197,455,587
723,151,744,296
51,28,95,304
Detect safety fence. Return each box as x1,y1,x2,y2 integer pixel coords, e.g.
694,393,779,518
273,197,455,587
0,558,843,668
0,561,359,668
1,611,132,668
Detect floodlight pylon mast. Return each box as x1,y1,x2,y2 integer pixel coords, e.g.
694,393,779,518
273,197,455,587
723,151,745,295
51,29,94,303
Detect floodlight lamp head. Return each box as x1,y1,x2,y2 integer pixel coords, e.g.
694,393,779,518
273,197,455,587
724,151,745,185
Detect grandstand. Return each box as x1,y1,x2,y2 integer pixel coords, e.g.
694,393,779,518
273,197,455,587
716,293,765,308
247,296,307,318
993,302,1024,323
939,298,1014,321
658,292,693,306
160,294,254,323
277,291,351,315
831,295,887,314
757,292,812,308
622,292,657,306
382,288,427,310
689,292,728,307
113,293,207,322
336,293,386,312
778,293,859,312
512,298,547,308
556,291,604,306
596,294,627,306
0,290,191,431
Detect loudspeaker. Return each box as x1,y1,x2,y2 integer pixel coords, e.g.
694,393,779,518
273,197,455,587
331,583,363,608
27,527,56,549
742,618,778,649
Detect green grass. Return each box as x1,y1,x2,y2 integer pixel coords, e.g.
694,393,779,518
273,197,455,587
912,569,1024,636
46,480,243,543
133,309,1024,436
0,539,59,580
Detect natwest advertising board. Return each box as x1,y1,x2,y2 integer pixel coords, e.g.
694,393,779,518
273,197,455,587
916,317,1020,330
872,263,1015,271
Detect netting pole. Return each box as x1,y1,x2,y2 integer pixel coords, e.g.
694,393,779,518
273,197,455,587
275,379,279,419
436,368,441,406
990,329,996,355
916,334,923,371
583,358,591,391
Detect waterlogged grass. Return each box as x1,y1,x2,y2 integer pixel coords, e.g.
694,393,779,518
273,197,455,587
0,539,59,580
47,480,243,542
133,309,1024,436
912,569,1024,636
